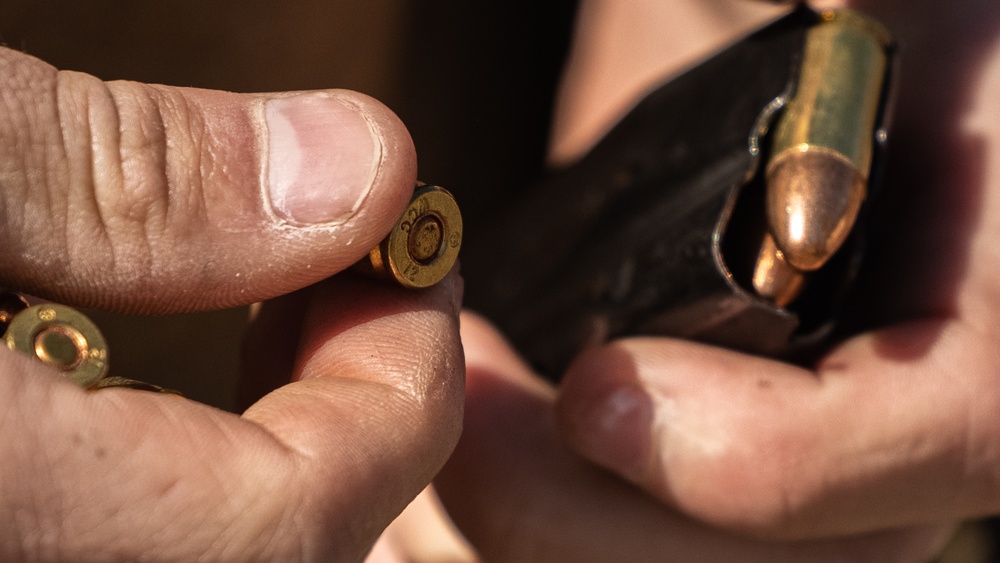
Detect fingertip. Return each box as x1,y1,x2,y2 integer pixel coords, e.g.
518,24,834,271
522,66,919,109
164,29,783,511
294,272,464,409
556,343,657,484
239,274,466,554
260,88,416,274
263,89,416,230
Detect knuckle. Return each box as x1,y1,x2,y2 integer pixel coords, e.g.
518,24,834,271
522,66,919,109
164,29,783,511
43,73,213,301
92,80,210,245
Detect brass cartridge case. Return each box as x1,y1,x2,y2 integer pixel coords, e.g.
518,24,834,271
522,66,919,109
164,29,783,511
5,303,110,388
765,9,890,272
358,185,462,288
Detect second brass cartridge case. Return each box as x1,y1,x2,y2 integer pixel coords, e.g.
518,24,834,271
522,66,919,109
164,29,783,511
5,303,109,387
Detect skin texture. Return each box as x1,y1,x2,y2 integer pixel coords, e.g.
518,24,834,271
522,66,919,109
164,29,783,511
432,313,949,562
0,48,417,314
0,46,465,561
424,0,1000,560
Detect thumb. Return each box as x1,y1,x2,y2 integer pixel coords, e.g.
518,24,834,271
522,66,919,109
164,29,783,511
0,47,416,313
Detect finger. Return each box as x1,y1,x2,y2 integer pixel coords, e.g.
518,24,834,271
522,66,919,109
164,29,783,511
241,272,465,555
555,317,1000,540
0,273,463,560
434,313,949,562
0,47,415,313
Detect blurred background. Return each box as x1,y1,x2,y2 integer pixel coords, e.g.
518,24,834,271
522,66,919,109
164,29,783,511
0,0,577,409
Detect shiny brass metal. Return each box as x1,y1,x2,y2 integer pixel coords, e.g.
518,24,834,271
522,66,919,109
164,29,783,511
2,299,179,394
5,304,109,388
360,185,462,289
754,9,890,305
753,234,806,307
764,9,889,272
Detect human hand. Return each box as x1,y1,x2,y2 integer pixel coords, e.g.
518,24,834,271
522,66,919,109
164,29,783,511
555,0,1000,539
434,313,946,561
435,0,1000,559
0,46,464,560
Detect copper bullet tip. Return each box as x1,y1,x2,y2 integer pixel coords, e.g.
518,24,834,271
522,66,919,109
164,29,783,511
765,146,866,271
753,233,806,307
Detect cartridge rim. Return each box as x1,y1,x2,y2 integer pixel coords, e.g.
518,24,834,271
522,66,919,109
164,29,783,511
383,186,462,288
5,304,109,387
